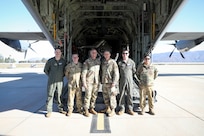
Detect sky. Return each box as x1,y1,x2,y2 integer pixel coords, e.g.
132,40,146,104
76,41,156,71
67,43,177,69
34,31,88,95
0,0,204,61
153,0,204,54
0,0,52,61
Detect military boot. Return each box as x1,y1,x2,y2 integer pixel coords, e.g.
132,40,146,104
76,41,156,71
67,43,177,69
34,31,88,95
66,111,72,116
100,106,111,114
149,109,155,115
108,109,115,117
127,110,135,115
45,112,51,118
117,110,124,115
106,107,111,114
84,109,90,117
59,110,66,115
90,108,97,115
140,109,145,115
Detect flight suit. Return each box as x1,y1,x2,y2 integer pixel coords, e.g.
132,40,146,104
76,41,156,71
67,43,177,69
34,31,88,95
118,58,137,111
136,63,158,112
82,58,101,110
65,62,83,112
44,57,66,112
101,59,119,109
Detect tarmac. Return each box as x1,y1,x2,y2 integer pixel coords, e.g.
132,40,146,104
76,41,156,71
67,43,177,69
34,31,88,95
0,64,204,136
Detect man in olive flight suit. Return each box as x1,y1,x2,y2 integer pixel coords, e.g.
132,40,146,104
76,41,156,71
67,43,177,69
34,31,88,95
101,50,119,117
118,49,138,115
137,54,158,115
65,53,83,116
44,47,66,118
82,49,101,117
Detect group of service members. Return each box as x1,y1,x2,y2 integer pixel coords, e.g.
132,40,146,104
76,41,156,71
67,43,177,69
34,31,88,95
44,47,158,118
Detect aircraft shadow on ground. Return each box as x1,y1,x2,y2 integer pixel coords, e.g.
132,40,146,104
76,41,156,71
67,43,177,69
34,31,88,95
0,72,144,115
0,73,48,113
0,73,105,115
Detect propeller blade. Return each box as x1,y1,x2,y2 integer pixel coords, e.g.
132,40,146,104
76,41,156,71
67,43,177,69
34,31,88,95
169,48,176,58
168,40,178,47
169,43,176,46
180,52,185,59
23,40,38,59
29,46,37,53
30,40,39,45
24,50,27,59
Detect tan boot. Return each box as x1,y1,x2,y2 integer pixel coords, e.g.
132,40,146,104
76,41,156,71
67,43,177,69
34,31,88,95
106,107,111,114
108,109,115,117
140,109,145,115
149,109,155,115
90,108,97,115
45,112,51,118
84,109,90,117
100,106,111,114
117,110,124,115
127,110,135,115
66,111,72,116
59,110,66,114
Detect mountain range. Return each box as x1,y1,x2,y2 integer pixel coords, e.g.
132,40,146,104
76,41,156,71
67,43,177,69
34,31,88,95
152,51,204,62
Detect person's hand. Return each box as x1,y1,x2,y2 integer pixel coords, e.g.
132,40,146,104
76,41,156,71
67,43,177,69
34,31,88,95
111,91,117,96
111,83,115,88
111,84,117,96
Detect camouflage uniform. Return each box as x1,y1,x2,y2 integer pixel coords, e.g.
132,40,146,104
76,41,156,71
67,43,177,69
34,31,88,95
44,57,66,112
118,58,137,111
101,59,119,109
65,62,83,112
136,63,158,111
82,58,101,110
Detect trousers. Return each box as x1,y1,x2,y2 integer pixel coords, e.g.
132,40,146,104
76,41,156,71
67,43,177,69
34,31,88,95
102,84,117,109
67,85,82,111
140,85,154,111
83,83,99,110
46,82,63,112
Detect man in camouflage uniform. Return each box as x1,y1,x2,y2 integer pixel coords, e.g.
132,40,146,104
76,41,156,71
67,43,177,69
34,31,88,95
101,50,119,117
65,53,83,116
44,47,66,118
82,49,101,117
118,49,138,115
136,54,158,115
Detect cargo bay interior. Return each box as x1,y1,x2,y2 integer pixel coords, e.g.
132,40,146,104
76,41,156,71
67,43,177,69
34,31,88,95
23,0,183,64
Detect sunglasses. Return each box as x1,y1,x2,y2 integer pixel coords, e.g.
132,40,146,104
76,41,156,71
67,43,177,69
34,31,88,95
145,58,150,60
91,52,97,54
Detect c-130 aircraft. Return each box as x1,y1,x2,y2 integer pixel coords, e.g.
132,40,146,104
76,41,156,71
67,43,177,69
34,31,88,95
1,0,204,63
1,0,204,105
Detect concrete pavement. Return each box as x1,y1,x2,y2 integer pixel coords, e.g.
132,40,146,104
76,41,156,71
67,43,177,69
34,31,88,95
0,65,204,136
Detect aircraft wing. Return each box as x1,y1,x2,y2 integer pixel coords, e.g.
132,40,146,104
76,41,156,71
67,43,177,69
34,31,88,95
161,32,204,40
0,32,46,40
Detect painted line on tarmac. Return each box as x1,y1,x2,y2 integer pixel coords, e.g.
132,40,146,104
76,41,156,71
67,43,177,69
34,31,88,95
159,94,204,122
97,113,105,130
90,113,111,133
